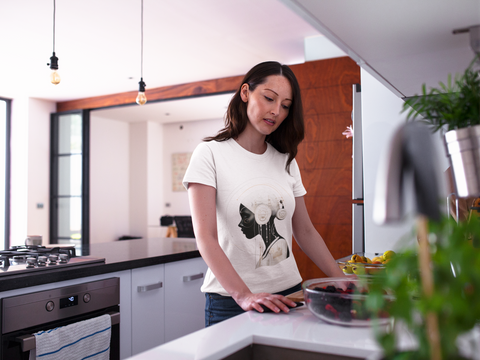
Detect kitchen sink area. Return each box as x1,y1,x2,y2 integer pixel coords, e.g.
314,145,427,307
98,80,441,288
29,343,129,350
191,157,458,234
224,344,362,360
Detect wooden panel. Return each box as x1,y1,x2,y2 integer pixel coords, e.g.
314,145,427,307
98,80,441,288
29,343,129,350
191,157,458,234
304,112,353,142
291,57,360,282
301,168,351,197
297,140,352,170
291,57,360,89
292,224,352,280
302,85,354,116
304,196,351,225
56,75,244,112
314,224,352,259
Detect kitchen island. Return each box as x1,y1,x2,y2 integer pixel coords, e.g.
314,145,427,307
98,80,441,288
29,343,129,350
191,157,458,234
126,303,383,360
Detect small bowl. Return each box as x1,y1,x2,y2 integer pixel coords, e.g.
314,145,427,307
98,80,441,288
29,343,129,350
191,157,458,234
336,252,386,276
303,277,393,327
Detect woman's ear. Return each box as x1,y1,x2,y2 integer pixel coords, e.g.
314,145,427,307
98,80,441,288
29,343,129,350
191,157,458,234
240,83,249,103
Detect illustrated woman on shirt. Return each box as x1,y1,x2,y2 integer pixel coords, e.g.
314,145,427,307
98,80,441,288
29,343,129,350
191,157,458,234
238,192,289,268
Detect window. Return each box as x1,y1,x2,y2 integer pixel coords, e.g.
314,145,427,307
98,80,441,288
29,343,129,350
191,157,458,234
50,110,89,255
0,98,11,250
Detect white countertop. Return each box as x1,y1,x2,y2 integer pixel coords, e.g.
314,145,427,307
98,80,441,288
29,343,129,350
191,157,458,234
127,305,383,360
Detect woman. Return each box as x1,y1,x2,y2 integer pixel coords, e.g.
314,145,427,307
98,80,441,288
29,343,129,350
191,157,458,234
183,61,345,327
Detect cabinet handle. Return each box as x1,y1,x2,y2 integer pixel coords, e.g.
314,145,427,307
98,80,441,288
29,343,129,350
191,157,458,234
183,273,204,282
137,282,163,292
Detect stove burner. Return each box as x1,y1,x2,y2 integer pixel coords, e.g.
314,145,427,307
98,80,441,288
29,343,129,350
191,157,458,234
0,245,76,269
0,245,105,278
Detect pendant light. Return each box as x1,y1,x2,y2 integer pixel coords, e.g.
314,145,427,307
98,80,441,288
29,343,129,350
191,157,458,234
47,0,60,85
136,0,147,105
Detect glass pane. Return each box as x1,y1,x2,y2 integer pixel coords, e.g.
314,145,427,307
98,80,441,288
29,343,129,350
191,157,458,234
58,154,82,196
58,114,82,154
57,197,82,239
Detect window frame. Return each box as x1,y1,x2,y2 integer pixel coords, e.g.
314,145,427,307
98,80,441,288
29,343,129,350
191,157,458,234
0,97,11,250
50,110,90,255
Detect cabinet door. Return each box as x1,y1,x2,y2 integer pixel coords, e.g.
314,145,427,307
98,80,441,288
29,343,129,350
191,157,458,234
164,257,207,342
131,264,165,356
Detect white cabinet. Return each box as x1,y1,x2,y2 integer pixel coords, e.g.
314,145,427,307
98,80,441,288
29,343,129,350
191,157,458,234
164,257,208,342
130,257,207,356
131,264,165,356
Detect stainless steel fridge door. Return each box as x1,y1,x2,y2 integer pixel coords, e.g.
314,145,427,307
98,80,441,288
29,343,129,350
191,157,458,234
352,84,363,200
352,203,364,253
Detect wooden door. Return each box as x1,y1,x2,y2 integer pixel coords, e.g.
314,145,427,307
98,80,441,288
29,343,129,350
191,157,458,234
290,57,360,280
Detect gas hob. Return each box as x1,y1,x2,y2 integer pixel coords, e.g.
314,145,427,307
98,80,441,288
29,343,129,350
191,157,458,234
0,245,105,277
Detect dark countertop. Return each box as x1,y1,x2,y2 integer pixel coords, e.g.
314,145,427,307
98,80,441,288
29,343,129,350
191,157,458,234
0,238,201,292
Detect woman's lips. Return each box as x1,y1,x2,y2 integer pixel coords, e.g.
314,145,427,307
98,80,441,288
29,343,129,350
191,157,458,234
264,118,275,126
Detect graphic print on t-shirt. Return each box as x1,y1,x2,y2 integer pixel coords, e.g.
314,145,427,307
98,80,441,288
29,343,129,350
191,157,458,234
230,181,292,269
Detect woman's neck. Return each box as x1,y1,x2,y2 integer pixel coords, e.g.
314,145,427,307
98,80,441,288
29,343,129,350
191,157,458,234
235,128,267,154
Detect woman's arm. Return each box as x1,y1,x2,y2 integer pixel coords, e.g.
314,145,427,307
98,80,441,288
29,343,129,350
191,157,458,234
187,182,297,313
292,196,346,278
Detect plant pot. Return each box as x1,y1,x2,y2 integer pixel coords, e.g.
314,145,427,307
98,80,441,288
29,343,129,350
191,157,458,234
444,124,480,198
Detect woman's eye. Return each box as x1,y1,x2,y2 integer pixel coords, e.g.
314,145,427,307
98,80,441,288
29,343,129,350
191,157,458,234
282,104,290,110
264,96,273,102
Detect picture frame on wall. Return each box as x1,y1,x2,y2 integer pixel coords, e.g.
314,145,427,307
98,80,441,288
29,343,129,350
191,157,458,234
172,152,192,192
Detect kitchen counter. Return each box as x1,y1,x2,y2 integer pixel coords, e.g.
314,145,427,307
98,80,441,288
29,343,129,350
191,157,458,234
126,305,383,360
0,237,200,291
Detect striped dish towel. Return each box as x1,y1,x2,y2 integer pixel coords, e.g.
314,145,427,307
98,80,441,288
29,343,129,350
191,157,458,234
29,314,111,360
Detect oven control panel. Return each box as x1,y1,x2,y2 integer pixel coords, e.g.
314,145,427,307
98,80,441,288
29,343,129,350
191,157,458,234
1,277,119,334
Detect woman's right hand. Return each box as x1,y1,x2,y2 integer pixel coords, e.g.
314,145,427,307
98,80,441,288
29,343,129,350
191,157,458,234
234,292,298,313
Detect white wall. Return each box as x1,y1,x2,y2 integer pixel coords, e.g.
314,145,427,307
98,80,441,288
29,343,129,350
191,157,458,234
90,116,223,242
146,122,164,237
161,119,224,217
129,122,149,239
10,97,55,246
90,116,130,243
361,68,449,253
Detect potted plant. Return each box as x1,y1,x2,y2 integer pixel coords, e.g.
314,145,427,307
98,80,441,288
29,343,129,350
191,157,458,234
366,215,480,360
402,55,480,198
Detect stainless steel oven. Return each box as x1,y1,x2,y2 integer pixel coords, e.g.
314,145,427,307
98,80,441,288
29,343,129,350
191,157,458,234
1,278,120,360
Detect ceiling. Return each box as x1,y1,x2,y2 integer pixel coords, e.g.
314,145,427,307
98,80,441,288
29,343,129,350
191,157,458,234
0,0,326,122
1,1,479,123
0,0,324,123
283,0,480,98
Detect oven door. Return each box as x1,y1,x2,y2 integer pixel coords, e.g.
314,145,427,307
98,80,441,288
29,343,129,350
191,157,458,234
1,307,120,360
1,278,120,360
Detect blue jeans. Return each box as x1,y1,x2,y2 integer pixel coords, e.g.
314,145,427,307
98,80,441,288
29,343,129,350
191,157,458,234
205,283,302,327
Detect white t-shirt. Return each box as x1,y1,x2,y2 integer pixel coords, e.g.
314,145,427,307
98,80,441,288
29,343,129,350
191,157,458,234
183,139,306,296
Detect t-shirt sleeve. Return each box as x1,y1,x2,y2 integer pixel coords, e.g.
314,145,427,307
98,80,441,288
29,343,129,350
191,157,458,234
182,142,217,190
290,159,307,197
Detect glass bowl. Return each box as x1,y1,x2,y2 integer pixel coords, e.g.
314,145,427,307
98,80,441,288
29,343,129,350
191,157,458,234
303,277,393,327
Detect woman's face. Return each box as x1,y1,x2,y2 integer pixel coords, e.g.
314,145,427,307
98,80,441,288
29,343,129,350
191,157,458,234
240,75,292,137
238,204,256,239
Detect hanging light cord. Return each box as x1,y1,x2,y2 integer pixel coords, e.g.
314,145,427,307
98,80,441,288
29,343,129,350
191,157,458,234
140,0,143,79
52,0,56,52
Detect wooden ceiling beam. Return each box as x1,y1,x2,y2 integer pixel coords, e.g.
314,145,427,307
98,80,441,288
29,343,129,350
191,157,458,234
56,75,244,113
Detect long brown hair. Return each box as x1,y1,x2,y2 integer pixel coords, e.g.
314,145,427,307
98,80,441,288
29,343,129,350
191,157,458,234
204,61,304,171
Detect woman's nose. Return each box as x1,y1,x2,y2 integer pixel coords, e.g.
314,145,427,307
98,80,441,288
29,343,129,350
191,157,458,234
270,102,280,116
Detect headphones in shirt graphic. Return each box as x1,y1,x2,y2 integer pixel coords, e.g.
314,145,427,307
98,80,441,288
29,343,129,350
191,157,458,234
249,197,287,225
